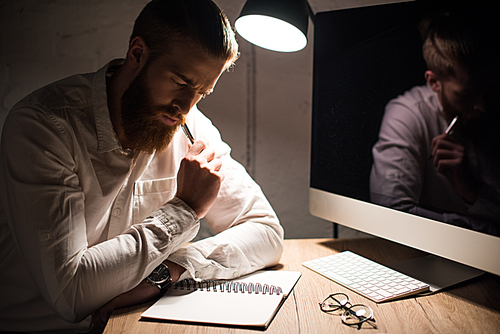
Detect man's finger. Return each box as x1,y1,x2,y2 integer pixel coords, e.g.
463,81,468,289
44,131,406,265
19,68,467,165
187,140,207,156
208,157,223,172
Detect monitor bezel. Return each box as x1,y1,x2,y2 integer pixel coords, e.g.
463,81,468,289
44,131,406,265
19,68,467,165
310,188,500,276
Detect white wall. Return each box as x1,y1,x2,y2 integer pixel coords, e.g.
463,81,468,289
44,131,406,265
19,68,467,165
1,0,400,239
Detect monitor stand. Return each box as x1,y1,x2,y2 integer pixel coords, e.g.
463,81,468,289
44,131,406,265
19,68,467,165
387,255,485,293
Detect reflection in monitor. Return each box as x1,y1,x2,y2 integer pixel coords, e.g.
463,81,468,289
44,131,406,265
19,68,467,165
309,1,500,285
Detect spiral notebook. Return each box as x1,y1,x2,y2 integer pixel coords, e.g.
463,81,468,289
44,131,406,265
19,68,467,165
141,270,302,329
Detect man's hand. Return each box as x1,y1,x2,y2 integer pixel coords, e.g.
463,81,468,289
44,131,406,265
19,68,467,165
175,140,224,218
91,280,159,328
431,133,464,172
431,133,477,203
91,261,186,329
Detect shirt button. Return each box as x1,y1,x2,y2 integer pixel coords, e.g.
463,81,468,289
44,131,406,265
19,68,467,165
113,208,121,216
195,271,201,278
232,271,238,278
40,233,51,242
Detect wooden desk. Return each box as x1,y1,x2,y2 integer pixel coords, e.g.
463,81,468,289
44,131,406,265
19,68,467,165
104,238,500,333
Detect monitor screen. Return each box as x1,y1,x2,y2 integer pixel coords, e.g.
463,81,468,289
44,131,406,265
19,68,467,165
309,1,500,276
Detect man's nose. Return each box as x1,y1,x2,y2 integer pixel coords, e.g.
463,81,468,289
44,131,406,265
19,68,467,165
472,96,486,114
172,90,199,115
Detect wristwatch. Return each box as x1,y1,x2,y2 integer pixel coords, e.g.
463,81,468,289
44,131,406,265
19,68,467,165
146,262,173,295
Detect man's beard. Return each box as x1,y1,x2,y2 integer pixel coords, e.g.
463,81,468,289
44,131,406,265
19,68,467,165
120,64,185,154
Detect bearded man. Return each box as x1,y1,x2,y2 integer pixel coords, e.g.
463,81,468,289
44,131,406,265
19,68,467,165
370,11,500,236
0,0,284,332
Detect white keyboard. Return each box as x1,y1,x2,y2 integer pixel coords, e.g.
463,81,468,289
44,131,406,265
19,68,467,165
303,251,430,303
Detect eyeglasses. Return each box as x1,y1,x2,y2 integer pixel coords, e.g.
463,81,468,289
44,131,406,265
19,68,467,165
319,293,377,330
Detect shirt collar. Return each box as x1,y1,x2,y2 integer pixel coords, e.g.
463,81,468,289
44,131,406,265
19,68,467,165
426,81,442,113
92,59,128,154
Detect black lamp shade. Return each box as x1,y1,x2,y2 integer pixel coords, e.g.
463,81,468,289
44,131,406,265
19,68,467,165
235,0,310,52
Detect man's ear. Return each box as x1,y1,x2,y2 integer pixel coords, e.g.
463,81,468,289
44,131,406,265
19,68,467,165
126,36,149,70
425,70,442,93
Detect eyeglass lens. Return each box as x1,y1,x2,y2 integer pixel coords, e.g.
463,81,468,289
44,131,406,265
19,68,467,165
320,293,376,328
320,293,349,313
341,304,373,325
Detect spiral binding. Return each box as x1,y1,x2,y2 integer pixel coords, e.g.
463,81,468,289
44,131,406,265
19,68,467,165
173,278,283,295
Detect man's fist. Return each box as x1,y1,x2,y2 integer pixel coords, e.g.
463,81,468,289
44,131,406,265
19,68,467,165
175,140,224,218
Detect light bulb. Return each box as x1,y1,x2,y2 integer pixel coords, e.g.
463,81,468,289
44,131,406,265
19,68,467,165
236,15,307,52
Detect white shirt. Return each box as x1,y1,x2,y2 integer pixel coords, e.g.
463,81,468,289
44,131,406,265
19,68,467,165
370,84,500,234
0,60,284,332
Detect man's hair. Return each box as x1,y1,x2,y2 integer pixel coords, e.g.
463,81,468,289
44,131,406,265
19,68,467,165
130,0,239,69
419,12,492,81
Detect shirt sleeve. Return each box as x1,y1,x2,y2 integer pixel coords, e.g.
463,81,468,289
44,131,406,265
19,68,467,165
0,105,199,323
370,98,427,207
167,108,284,282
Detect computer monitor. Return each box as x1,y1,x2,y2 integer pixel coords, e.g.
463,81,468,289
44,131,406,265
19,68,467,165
309,1,500,289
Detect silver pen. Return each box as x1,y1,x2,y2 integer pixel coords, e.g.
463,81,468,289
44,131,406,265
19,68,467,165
445,116,459,135
181,123,195,144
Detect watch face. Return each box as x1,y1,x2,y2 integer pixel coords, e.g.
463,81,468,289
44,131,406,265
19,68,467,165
150,264,170,284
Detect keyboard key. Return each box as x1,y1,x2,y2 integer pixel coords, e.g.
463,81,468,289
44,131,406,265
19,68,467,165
378,290,393,298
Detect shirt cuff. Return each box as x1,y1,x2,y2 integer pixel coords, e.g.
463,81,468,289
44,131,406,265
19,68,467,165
148,197,199,237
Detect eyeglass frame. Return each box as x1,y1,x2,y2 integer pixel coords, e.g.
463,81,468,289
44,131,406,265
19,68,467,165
319,292,377,330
